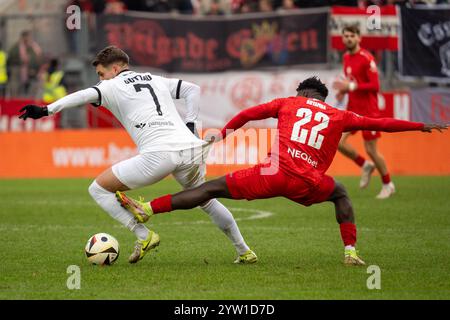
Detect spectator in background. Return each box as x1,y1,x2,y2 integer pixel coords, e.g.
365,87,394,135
7,30,42,98
104,0,127,14
40,57,85,128
125,0,194,13
137,0,173,12
200,0,231,15
0,41,8,98
174,0,195,13
294,0,328,7
230,0,242,12
42,58,67,104
278,0,298,10
234,0,258,13
68,0,106,13
122,0,140,10
258,0,273,11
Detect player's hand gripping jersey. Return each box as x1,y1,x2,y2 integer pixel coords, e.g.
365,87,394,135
221,96,423,187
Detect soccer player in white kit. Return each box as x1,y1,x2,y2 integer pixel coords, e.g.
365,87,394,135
18,46,257,264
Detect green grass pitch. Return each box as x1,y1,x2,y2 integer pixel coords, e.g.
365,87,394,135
0,176,449,299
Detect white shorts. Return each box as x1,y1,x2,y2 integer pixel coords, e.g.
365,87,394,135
112,144,211,190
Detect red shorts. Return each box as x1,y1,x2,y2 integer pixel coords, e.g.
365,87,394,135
351,130,381,141
226,164,335,207
347,107,381,141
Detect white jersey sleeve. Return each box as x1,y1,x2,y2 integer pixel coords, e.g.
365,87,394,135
91,80,112,107
153,76,200,123
46,88,99,115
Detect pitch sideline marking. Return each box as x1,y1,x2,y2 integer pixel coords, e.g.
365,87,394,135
156,207,275,226
0,207,275,231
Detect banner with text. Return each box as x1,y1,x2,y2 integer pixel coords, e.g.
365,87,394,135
78,70,412,130
96,9,329,72
171,69,342,128
0,98,59,132
331,5,398,51
410,87,450,124
1,129,448,178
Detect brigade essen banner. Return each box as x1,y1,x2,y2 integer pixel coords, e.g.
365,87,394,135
95,9,329,72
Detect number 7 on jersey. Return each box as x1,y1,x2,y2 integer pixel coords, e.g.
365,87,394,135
133,83,163,116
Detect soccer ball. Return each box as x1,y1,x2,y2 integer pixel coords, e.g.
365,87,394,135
85,233,119,265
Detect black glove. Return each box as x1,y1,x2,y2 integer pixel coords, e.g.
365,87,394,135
19,105,49,120
186,122,199,137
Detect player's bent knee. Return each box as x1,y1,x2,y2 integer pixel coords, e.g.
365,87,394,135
329,181,348,201
88,181,98,198
336,182,348,197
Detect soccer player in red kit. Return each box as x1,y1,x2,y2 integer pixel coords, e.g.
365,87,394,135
116,77,447,266
333,25,394,199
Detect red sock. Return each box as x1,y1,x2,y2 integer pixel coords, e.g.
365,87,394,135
382,173,391,184
339,222,357,247
353,155,366,167
150,195,172,214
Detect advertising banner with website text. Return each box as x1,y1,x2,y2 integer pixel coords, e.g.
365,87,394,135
1,129,449,179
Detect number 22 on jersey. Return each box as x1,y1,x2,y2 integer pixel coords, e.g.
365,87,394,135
290,108,329,150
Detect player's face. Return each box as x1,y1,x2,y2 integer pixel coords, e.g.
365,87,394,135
342,31,360,51
95,64,119,81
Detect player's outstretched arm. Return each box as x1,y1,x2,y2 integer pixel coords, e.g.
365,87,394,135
343,111,448,133
18,88,100,120
210,99,283,142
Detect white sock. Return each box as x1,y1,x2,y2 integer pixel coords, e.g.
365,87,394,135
133,224,150,241
200,199,250,255
88,181,149,240
345,245,355,251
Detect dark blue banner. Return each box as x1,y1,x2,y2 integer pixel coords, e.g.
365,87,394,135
399,5,450,81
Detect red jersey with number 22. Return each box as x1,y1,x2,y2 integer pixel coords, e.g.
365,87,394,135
221,96,423,187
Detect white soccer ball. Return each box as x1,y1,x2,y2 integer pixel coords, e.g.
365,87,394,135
85,233,119,265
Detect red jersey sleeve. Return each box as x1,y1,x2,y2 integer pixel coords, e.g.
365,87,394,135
354,57,380,92
343,111,424,132
221,98,283,138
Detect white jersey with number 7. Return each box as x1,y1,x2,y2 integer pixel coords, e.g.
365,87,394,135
91,70,206,153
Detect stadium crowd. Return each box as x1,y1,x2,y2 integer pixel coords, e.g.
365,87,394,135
0,0,447,102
